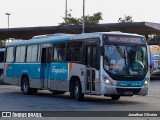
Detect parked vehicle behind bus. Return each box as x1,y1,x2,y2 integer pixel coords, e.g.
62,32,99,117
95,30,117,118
0,47,5,79
4,32,150,101
149,45,160,76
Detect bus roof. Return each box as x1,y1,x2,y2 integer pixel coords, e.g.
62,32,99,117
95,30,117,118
6,32,144,46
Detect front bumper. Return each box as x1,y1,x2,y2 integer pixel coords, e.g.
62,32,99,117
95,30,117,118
104,86,148,96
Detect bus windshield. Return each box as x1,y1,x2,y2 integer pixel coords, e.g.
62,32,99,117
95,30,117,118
104,44,148,76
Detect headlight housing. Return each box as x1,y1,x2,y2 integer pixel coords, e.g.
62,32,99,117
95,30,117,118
144,80,148,86
105,79,111,85
103,75,114,85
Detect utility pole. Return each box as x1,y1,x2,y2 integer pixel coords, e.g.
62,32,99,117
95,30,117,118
5,13,11,43
82,0,85,33
65,0,68,25
6,13,11,29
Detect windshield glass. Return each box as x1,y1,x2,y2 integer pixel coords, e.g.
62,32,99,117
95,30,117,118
104,45,148,76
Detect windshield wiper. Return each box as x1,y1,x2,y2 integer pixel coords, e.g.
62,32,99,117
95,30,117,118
114,44,125,58
114,44,127,66
104,55,110,66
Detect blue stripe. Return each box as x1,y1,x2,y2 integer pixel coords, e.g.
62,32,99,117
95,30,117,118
6,63,41,79
6,63,69,80
116,78,148,87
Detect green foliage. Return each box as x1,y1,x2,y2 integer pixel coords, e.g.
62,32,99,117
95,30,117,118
82,12,103,24
59,11,103,26
118,15,133,23
59,11,80,26
0,40,5,46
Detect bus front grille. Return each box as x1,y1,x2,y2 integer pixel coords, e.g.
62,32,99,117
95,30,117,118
116,88,141,94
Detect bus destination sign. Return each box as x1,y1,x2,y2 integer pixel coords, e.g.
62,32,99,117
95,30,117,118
103,35,145,44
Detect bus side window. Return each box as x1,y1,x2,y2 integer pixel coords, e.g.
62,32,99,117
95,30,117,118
15,46,26,62
6,47,14,62
32,45,38,62
26,46,32,62
26,45,38,63
66,41,82,62
53,43,66,62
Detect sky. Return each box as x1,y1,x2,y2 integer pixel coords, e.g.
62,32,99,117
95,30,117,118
0,0,160,28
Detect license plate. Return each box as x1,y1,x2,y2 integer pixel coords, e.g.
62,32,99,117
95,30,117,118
124,91,133,95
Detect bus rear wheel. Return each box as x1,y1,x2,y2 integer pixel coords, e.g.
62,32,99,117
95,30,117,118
22,77,37,95
111,95,120,100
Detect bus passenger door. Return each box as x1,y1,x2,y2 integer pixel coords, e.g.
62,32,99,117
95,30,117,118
41,47,52,88
86,45,97,93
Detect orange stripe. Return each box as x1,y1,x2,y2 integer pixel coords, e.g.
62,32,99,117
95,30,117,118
69,63,72,71
5,64,8,70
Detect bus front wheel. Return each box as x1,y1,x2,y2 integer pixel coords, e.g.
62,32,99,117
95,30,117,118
22,77,37,95
111,95,120,100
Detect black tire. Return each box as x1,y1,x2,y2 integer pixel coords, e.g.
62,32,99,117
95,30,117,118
52,90,66,95
70,80,84,101
70,82,75,98
21,77,37,95
111,95,120,100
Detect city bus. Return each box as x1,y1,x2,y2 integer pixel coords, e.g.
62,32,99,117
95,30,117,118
4,32,149,101
149,45,160,76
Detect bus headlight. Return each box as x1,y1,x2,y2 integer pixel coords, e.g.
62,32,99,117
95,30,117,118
105,79,111,85
102,75,114,85
144,80,148,86
105,79,114,86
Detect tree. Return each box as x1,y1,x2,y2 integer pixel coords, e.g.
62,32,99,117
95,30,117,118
0,40,5,46
118,15,133,23
59,11,103,26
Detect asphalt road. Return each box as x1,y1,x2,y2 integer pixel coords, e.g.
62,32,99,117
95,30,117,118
0,80,160,120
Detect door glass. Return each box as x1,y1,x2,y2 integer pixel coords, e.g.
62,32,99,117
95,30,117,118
86,46,97,92
87,46,92,67
92,70,95,91
86,46,99,69
41,48,52,88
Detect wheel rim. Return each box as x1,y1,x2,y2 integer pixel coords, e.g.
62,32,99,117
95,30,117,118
23,80,28,92
74,84,79,97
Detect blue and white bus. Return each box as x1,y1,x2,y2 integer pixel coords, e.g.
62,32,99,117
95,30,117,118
4,32,149,101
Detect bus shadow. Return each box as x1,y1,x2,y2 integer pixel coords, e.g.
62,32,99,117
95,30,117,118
1,88,145,106
83,96,144,105
35,91,145,105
